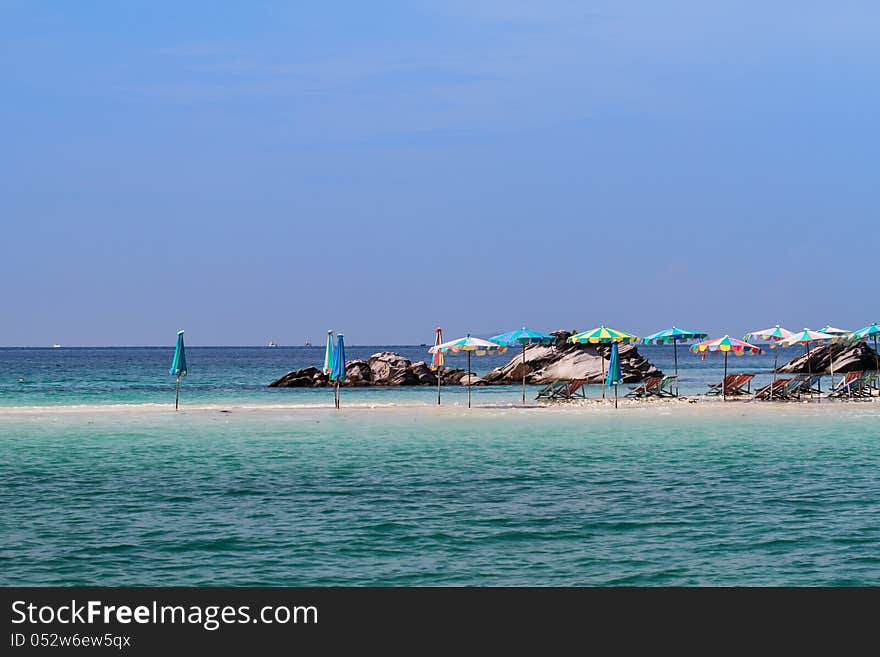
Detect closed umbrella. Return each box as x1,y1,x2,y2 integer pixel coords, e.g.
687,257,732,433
322,330,335,375
567,326,639,399
169,330,188,411
428,335,507,408
606,341,623,408
641,326,708,396
329,333,346,409
690,335,763,401
490,327,555,404
430,327,444,405
743,325,794,400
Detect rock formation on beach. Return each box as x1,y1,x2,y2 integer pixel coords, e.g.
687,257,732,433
268,351,468,387
777,341,879,374
480,330,661,385
269,335,663,388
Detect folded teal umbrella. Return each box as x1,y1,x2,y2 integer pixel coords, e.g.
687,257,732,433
323,330,335,375
605,341,623,408
329,333,346,408
490,327,555,404
169,330,187,410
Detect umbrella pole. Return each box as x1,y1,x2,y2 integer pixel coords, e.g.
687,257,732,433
723,352,728,401
175,374,181,411
868,333,880,394
467,351,472,409
437,370,441,405
771,348,778,401
601,346,606,400
522,344,527,405
336,380,340,409
829,343,835,401
806,344,812,400
673,340,679,397
614,382,618,409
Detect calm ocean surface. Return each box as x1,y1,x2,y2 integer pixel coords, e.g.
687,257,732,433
0,344,806,406
2,346,878,586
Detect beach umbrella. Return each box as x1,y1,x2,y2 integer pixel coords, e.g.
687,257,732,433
775,329,836,399
169,330,187,411
851,323,880,392
490,327,555,404
567,326,639,398
322,330,335,375
428,335,507,408
743,325,794,400
329,333,346,409
606,341,623,408
819,326,851,337
430,327,444,405
641,326,708,396
690,335,763,401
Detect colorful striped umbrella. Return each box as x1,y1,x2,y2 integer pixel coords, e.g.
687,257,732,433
322,330,335,375
642,326,708,395
743,325,794,400
775,329,836,399
169,330,187,411
567,326,639,344
567,326,638,399
329,333,346,409
819,326,851,337
430,327,444,405
605,341,623,408
490,327,555,404
690,336,763,401
428,335,507,408
852,323,880,389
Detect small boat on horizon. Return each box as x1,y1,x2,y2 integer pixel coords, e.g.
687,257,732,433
267,341,278,347
52,344,62,348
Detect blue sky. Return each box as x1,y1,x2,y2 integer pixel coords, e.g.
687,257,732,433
2,1,878,345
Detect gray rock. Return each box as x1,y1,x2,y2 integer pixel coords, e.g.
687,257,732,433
481,337,661,385
777,341,879,374
268,352,465,387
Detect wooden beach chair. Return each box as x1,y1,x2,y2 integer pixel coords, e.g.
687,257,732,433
707,373,753,397
536,379,587,401
863,372,879,396
656,375,678,397
706,374,740,396
626,376,662,398
752,377,794,400
780,374,823,400
828,371,863,399
727,373,755,396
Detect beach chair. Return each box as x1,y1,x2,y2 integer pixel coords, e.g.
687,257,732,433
626,376,662,398
828,371,863,399
727,373,755,396
863,372,879,397
706,374,740,396
656,375,678,397
752,377,794,400
781,374,823,400
536,379,587,401
707,373,753,397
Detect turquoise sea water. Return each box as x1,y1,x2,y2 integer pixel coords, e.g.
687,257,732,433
0,344,808,407
2,347,879,586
